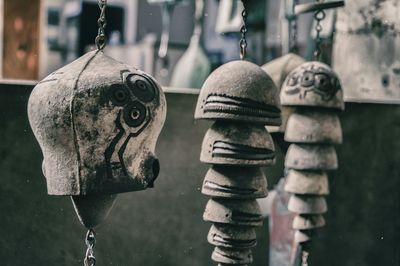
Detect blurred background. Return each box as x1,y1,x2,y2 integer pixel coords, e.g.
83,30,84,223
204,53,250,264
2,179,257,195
0,0,399,265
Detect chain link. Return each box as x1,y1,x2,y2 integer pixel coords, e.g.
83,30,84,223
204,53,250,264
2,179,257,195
95,0,107,50
313,8,325,60
84,229,96,266
239,1,248,60
301,250,309,266
289,0,300,52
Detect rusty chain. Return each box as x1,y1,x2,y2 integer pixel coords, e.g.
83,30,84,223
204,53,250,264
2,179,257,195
95,0,107,50
239,1,248,60
313,0,326,60
84,229,96,266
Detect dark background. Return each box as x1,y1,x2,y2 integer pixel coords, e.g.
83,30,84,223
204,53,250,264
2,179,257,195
0,83,399,265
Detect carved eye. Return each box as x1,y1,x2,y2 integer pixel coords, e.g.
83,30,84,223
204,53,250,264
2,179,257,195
126,74,156,102
123,101,146,127
109,84,129,106
314,74,331,92
301,71,315,87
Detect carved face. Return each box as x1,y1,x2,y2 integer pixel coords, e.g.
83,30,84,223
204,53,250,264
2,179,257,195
200,121,276,166
28,51,166,195
281,61,344,110
195,60,281,126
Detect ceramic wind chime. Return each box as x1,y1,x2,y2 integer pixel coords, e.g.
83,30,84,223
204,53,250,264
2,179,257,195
27,1,166,265
195,2,281,264
279,1,344,265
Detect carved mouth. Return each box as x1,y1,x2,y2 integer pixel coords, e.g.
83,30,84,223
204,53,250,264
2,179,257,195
204,181,257,195
212,141,275,160
212,234,257,248
204,94,280,118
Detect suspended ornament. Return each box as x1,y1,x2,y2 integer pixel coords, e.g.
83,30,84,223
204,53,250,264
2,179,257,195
280,1,344,265
195,2,281,264
170,0,210,88
28,1,167,265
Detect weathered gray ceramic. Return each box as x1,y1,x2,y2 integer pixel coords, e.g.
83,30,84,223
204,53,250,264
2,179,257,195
212,246,253,265
294,230,313,243
28,50,167,196
281,61,344,110
288,195,327,214
202,166,268,199
71,194,117,228
203,198,262,227
208,224,257,249
262,53,306,91
195,60,282,126
262,53,305,133
285,170,329,195
285,144,338,170
201,121,275,166
292,214,326,230
285,111,342,144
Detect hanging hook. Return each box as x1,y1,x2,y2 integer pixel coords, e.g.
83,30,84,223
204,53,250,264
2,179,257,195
96,0,107,50
239,1,248,60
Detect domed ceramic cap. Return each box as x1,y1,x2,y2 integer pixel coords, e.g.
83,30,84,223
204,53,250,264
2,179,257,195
71,194,117,228
203,198,263,226
202,166,268,199
212,246,253,265
285,111,342,144
195,60,282,125
292,214,326,230
281,61,344,110
28,51,167,195
288,194,327,214
208,224,257,249
294,230,314,243
201,121,275,166
284,170,329,195
285,144,338,170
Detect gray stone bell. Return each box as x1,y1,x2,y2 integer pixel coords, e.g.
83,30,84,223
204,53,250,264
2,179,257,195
285,144,338,170
212,246,253,265
292,214,326,230
208,224,257,249
195,60,281,125
285,170,329,195
288,194,327,214
202,166,268,199
285,110,342,144
203,198,263,227
281,61,344,110
200,121,275,166
28,51,167,228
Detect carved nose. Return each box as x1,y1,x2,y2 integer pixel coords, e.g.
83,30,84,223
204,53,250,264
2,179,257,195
147,158,160,188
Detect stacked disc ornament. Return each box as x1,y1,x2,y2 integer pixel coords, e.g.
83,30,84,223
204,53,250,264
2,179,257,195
280,61,344,262
194,60,282,265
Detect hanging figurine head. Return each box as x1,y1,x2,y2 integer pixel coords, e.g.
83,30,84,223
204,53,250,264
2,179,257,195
195,60,281,126
281,61,344,110
28,51,167,195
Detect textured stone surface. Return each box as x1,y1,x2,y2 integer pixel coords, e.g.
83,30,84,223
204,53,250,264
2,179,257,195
287,195,327,214
28,51,167,195
202,166,268,199
285,111,342,144
284,170,329,195
195,60,281,125
208,224,257,249
285,144,338,170
292,215,326,230
281,61,344,110
200,121,275,166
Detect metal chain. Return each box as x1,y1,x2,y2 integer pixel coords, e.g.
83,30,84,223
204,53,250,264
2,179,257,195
84,229,96,266
239,1,248,60
301,250,309,266
290,0,300,52
313,6,326,59
95,0,107,50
